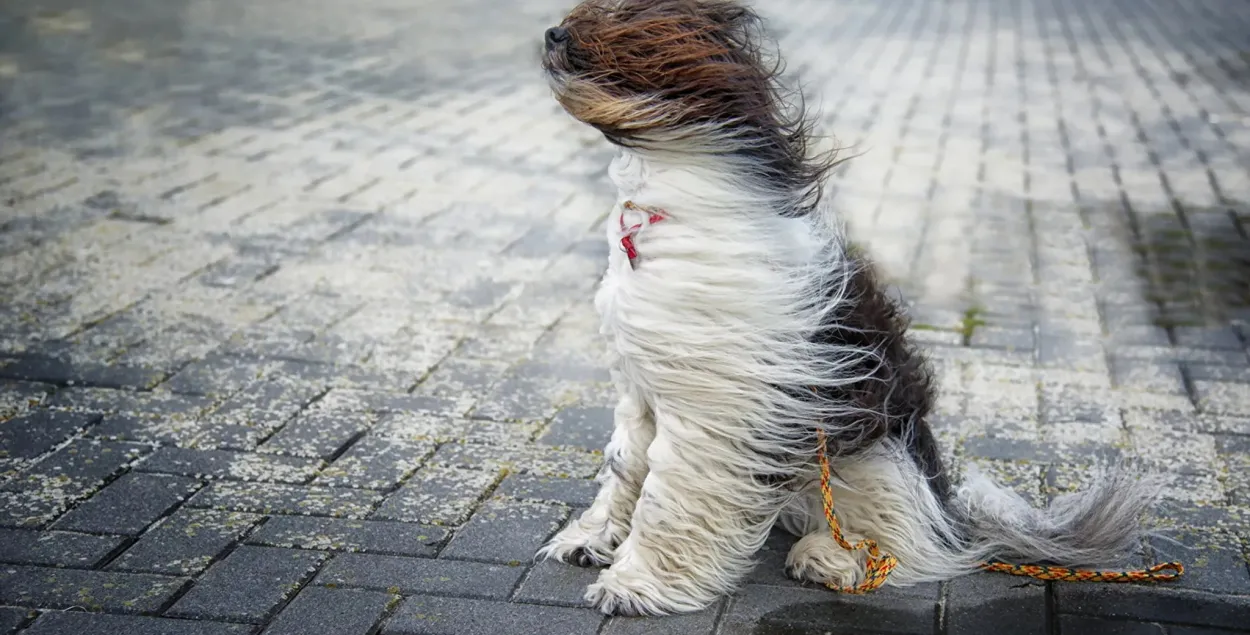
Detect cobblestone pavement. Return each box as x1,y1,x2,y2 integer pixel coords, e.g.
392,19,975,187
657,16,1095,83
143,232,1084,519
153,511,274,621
1,0,1249,633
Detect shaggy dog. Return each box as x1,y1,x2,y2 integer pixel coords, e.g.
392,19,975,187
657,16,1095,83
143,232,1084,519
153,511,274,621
536,0,1160,616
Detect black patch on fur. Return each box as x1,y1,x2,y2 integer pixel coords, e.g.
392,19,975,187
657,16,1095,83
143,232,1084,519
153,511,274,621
807,255,952,503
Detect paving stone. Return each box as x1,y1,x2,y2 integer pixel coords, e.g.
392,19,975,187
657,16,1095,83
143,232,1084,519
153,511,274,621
441,499,566,564
0,565,187,613
945,573,1047,635
720,583,939,635
513,558,599,607
314,436,433,490
1148,530,1250,595
539,406,614,451
372,465,498,525
1054,584,1250,630
260,409,371,459
108,508,261,575
0,528,125,567
0,380,53,420
0,411,99,460
163,354,272,397
496,473,599,507
167,545,326,623
0,440,147,527
429,442,602,479
0,356,167,390
48,389,216,420
19,612,252,635
137,447,321,483
601,604,723,635
0,608,32,635
1057,615,1165,634
262,585,394,635
384,595,603,635
53,472,200,534
246,515,448,556
187,481,382,518
315,389,459,416
316,553,523,599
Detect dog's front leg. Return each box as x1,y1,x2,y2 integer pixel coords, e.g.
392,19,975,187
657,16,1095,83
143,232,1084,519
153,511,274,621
537,391,655,567
586,411,781,616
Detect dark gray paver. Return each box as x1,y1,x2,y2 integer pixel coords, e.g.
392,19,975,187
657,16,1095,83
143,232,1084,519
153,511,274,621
945,573,1047,635
187,481,382,518
384,595,604,635
52,472,201,534
496,473,600,507
20,612,252,635
1057,615,1166,634
246,515,448,556
540,406,614,451
0,607,33,634
260,410,371,459
137,446,321,484
108,508,261,575
602,603,723,635
0,565,187,613
720,584,939,635
513,558,598,607
262,586,394,635
0,440,148,527
0,411,99,460
1054,584,1250,631
316,553,524,599
167,545,326,623
371,465,498,525
439,499,566,563
0,528,125,568
313,436,433,490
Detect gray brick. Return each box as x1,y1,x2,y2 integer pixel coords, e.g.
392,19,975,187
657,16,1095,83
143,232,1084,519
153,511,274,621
314,436,433,489
187,481,382,518
0,440,147,527
246,515,448,556
441,499,566,564
163,354,271,397
20,612,252,635
263,586,394,635
0,608,31,634
109,508,261,575
53,472,200,534
1054,584,1250,630
1057,616,1164,635
496,474,599,507
540,406,614,451
316,553,523,599
946,573,1046,635
167,545,326,623
372,465,497,525
49,389,216,420
513,558,598,607
260,409,371,459
137,447,320,483
0,411,98,460
601,604,722,635
384,595,603,635
0,565,186,613
1149,530,1250,595
0,380,53,420
0,528,125,567
721,583,939,635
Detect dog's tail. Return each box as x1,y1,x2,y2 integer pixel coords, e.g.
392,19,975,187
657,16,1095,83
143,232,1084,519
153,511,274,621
947,463,1163,569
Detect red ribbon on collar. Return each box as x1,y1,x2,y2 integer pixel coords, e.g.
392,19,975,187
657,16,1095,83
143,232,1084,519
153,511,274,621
620,201,665,265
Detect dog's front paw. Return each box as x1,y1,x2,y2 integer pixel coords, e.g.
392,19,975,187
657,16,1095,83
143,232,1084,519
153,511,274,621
586,563,712,616
536,520,616,568
784,531,865,588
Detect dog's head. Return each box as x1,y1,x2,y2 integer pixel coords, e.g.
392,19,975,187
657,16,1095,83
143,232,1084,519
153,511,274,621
542,0,834,214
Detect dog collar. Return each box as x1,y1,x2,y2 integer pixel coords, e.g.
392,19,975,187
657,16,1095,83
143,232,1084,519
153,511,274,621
619,201,665,268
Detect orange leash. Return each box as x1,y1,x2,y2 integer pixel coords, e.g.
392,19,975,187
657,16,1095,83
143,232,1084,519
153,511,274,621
813,429,1184,593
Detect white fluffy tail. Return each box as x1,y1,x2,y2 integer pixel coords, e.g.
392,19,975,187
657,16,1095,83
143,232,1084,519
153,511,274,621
951,464,1164,567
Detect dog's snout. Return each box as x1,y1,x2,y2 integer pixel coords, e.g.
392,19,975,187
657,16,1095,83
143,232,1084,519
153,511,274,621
545,26,570,49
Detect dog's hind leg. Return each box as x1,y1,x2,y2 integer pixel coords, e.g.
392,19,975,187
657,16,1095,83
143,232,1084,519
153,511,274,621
537,390,655,567
585,407,783,615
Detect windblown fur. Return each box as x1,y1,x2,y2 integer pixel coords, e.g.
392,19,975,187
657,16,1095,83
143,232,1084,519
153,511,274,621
536,0,1161,616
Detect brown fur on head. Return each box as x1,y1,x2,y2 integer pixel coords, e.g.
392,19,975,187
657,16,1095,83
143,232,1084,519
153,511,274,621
542,0,836,216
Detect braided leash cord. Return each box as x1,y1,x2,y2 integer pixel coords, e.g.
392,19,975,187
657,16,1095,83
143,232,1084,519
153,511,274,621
814,429,1184,593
